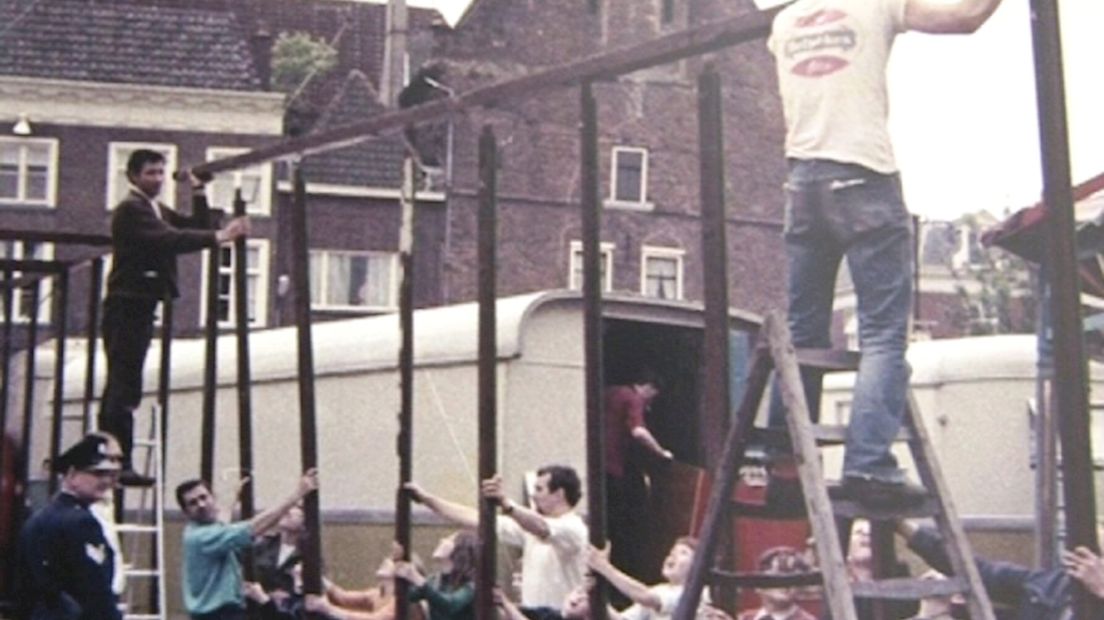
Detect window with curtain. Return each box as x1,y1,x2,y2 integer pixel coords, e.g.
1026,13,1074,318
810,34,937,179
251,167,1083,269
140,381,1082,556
309,250,398,311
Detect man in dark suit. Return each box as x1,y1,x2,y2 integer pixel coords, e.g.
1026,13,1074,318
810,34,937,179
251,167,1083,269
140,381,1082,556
15,433,124,620
98,148,248,486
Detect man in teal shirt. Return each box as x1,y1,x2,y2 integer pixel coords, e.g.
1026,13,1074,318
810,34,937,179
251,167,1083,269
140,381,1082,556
175,469,319,619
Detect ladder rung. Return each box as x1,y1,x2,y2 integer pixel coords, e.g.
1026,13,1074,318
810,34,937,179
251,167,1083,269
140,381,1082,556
133,439,160,448
830,495,941,520
729,499,807,520
812,424,913,444
851,576,969,600
710,570,823,588
795,348,861,371
125,569,162,578
115,524,158,534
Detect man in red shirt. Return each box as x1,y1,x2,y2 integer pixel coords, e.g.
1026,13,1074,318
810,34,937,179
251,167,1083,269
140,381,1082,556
604,371,673,574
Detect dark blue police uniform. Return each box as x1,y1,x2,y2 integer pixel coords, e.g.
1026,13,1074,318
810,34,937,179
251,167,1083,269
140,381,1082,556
15,491,121,620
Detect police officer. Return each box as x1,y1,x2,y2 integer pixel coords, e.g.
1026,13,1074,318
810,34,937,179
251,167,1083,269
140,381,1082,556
15,433,124,620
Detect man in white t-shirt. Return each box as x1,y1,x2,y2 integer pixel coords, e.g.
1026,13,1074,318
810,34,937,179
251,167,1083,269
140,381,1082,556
587,536,698,620
406,465,588,608
765,0,1004,508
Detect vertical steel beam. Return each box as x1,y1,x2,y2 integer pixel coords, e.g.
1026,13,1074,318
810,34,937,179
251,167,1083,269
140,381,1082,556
1029,2,1100,615
81,258,103,434
232,188,257,580
698,65,731,468
676,65,733,618
0,268,14,472
19,282,40,498
47,270,69,495
395,156,417,620
476,126,499,620
580,81,608,620
200,229,221,483
289,162,324,596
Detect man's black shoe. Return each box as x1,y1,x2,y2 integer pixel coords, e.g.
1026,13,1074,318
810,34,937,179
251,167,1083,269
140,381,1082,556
118,469,156,487
828,477,927,510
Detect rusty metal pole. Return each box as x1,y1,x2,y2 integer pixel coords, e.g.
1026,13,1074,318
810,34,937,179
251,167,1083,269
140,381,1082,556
1028,1,1100,616
1,269,14,470
232,188,257,581
580,81,608,620
395,156,416,620
677,65,732,619
81,258,103,434
19,282,41,497
47,270,69,495
289,162,324,598
200,215,222,483
698,65,732,467
476,126,499,620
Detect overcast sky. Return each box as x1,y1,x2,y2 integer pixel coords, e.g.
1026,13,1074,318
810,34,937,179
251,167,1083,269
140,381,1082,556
393,0,1103,221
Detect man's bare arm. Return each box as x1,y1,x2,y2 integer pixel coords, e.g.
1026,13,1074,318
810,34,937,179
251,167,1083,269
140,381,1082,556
404,481,479,528
631,427,673,460
250,469,318,536
483,475,551,539
905,0,1004,34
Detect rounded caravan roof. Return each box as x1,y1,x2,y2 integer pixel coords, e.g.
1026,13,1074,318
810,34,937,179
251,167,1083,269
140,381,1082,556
62,290,761,397
825,334,1091,388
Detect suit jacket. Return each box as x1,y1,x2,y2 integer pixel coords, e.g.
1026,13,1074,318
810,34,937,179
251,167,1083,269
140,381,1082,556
106,189,218,300
15,493,120,620
252,534,302,594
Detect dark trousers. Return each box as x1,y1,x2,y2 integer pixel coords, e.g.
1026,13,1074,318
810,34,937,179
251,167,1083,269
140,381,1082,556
191,605,247,620
97,295,157,468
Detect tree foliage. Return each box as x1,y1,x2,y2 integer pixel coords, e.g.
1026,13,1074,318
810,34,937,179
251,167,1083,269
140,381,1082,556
949,214,1036,335
271,32,338,96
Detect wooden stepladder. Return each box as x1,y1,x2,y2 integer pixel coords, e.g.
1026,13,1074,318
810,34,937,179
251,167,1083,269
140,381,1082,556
674,313,995,620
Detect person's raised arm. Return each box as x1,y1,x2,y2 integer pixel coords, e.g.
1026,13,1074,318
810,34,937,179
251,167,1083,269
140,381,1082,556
404,481,479,528
586,544,662,610
905,0,1003,34
249,469,318,536
483,475,550,539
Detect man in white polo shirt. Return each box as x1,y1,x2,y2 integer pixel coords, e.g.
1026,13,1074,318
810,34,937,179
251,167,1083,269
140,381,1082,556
406,464,588,608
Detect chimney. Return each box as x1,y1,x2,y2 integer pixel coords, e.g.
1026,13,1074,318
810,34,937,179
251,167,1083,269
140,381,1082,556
380,0,409,107
251,19,273,91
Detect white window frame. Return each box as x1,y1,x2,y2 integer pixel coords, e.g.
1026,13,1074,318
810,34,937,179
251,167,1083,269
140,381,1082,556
309,249,399,312
0,137,59,207
606,146,652,210
1,241,54,324
640,245,685,300
106,142,178,211
199,239,271,328
569,240,614,292
204,147,273,216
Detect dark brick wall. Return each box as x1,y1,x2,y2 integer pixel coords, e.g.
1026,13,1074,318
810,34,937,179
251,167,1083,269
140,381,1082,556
431,0,789,314
1,123,275,345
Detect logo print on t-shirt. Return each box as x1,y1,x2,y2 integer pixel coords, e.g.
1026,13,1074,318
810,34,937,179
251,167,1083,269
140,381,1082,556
784,9,857,78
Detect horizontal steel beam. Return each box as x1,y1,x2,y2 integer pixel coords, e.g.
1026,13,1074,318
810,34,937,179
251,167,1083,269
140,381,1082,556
190,5,783,176
0,259,70,274
0,229,112,247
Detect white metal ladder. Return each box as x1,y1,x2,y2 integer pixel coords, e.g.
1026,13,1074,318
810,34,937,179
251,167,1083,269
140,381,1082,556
116,403,167,620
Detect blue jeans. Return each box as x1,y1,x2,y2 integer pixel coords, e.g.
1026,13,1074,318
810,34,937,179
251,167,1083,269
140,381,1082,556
768,159,913,483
